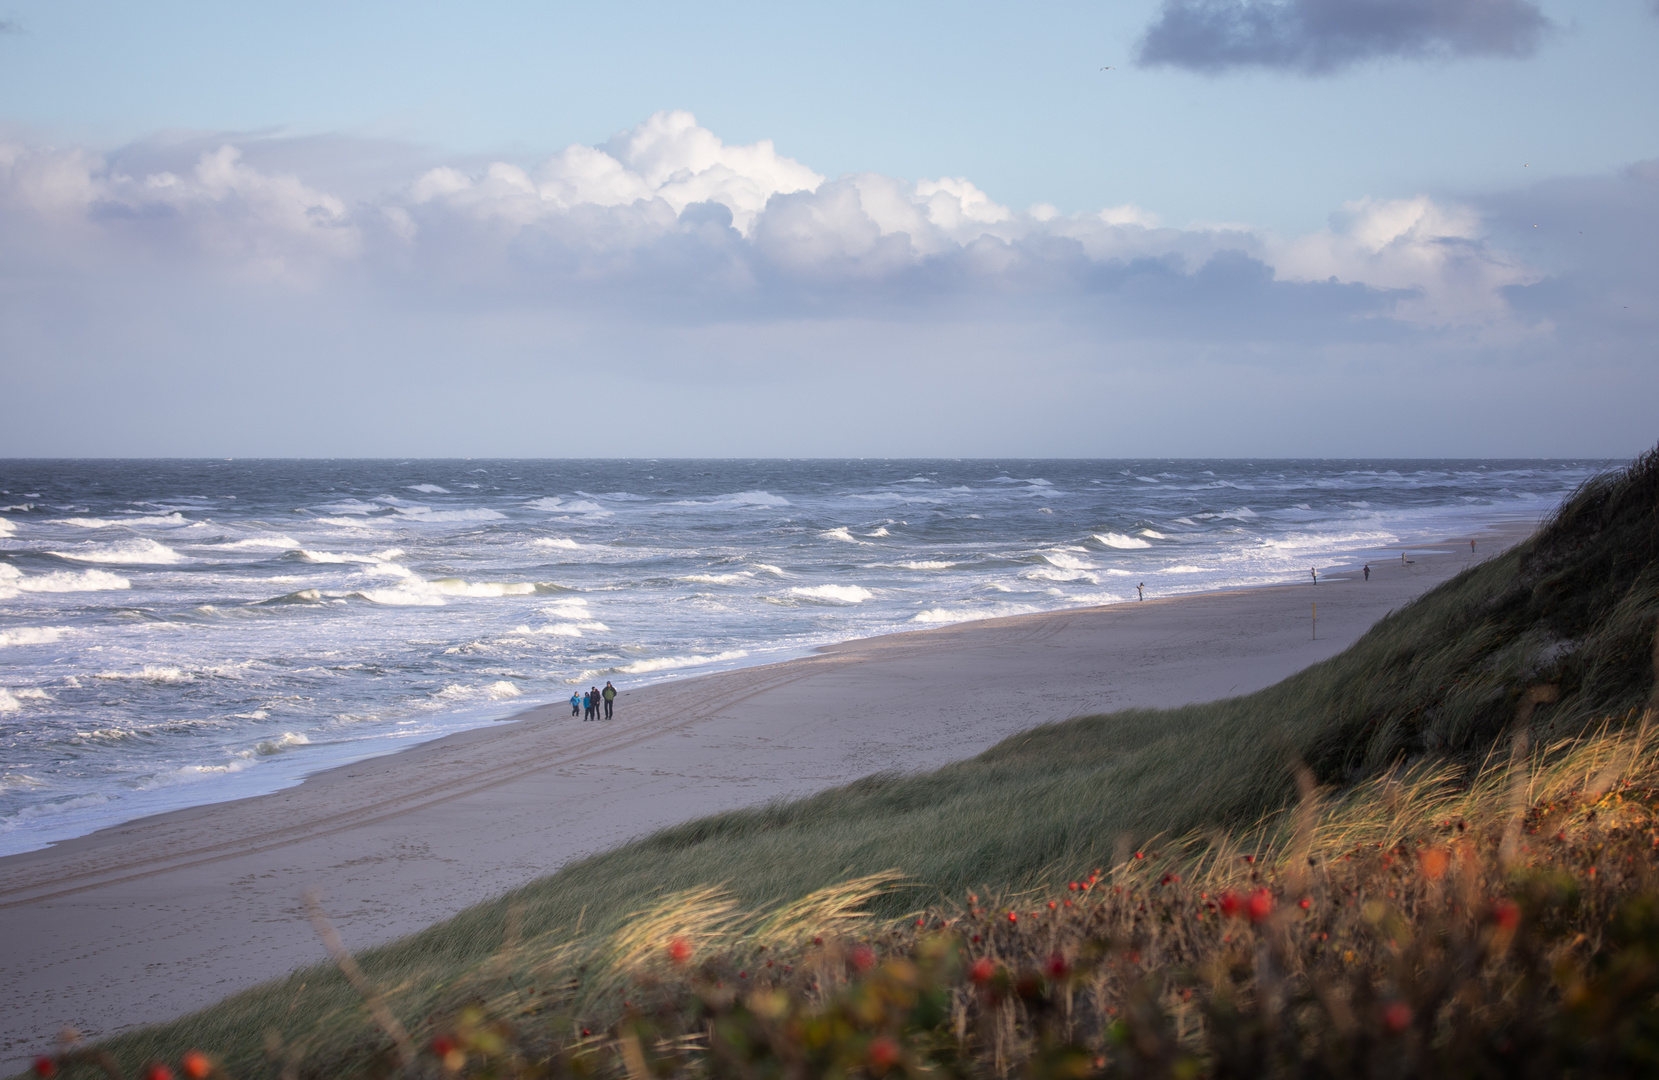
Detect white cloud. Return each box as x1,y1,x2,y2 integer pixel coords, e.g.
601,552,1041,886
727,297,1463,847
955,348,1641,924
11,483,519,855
0,139,357,279
0,111,1616,344
412,109,822,235
1272,196,1540,327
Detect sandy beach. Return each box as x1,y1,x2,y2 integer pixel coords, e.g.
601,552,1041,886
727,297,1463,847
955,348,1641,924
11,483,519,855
0,523,1531,1068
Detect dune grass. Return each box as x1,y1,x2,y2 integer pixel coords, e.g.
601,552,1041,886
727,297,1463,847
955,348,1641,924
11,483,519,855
43,447,1659,1078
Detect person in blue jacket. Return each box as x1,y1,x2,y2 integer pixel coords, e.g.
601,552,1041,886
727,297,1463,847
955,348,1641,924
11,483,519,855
570,690,581,717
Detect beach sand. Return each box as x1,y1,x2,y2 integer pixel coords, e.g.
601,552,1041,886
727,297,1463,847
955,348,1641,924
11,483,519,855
0,524,1531,1067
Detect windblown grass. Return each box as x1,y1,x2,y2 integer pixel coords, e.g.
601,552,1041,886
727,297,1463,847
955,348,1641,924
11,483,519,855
43,714,1659,1078
37,444,1659,1079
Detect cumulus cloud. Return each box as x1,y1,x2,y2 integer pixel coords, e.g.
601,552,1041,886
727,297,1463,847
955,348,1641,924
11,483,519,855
0,116,1651,458
408,109,821,235
0,139,356,280
6,113,1654,454
1271,196,1539,328
0,110,1552,338
1136,0,1552,75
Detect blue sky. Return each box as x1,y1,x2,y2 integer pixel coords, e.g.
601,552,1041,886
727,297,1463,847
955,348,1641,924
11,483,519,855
0,0,1655,456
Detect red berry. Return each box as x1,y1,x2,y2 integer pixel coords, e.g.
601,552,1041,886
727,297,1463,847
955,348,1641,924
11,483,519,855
1007,911,1017,923
1492,899,1521,931
181,1051,211,1080
1068,882,1078,891
1218,891,1242,917
849,945,877,972
1047,901,1057,910
32,1058,55,1079
1298,898,1311,910
1383,1002,1412,1033
146,1066,174,1080
1246,889,1275,924
1134,851,1144,860
668,936,693,964
1045,952,1069,978
431,1036,455,1058
868,1036,901,1070
969,957,995,984
581,1028,591,1037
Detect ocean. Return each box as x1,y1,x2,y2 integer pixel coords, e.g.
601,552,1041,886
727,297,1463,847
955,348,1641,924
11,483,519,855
0,458,1612,855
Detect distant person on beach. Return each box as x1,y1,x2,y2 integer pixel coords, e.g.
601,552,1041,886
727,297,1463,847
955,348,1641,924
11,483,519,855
1471,539,1477,553
581,691,592,721
1311,568,1318,585
590,687,602,721
603,681,617,719
1363,564,1370,581
570,691,580,717
1137,582,1144,601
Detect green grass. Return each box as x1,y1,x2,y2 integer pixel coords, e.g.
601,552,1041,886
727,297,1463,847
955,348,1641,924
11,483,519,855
67,446,1659,1077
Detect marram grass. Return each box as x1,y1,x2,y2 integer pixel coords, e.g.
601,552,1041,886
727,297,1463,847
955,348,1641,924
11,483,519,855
39,713,1659,1079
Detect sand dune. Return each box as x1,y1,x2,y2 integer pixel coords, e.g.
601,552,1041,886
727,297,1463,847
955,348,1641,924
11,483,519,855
0,525,1528,1069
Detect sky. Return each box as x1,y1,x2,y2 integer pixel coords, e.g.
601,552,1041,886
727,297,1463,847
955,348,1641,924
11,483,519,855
0,0,1655,458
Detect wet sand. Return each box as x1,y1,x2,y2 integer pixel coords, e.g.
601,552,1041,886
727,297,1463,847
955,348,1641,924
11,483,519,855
0,522,1532,1068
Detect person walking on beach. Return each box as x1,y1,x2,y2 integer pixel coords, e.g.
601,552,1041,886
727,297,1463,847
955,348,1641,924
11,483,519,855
1363,564,1370,581
581,690,593,721
1136,582,1144,601
590,687,602,722
570,690,581,717
602,680,617,720
1311,567,1318,585
1471,539,1476,553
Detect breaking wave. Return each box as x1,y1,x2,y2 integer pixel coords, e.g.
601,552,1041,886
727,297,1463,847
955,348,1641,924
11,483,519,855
1094,532,1151,550
48,538,187,564
790,584,873,604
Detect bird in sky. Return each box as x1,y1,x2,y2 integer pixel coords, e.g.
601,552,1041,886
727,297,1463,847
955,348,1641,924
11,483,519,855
1100,66,1114,70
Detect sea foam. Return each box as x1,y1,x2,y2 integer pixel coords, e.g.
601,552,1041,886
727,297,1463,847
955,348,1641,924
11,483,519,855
0,565,131,596
49,538,187,564
790,584,873,603
0,626,67,647
1095,532,1151,550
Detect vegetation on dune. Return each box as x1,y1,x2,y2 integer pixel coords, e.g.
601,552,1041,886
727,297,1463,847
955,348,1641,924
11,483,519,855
40,719,1659,1079
28,445,1659,1079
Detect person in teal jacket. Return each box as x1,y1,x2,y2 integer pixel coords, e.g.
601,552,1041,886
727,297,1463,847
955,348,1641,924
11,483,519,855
569,691,581,717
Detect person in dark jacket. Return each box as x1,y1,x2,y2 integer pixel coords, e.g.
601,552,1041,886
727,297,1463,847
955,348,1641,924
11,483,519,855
602,681,617,720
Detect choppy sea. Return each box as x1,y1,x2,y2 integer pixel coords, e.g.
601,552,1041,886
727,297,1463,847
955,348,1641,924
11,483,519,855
0,458,1613,855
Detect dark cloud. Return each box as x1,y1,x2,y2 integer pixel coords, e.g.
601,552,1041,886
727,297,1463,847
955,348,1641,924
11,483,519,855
1482,159,1659,345
0,20,21,34
1136,0,1551,75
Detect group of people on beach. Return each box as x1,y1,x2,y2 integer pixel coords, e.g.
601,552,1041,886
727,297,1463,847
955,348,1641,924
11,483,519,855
571,682,617,721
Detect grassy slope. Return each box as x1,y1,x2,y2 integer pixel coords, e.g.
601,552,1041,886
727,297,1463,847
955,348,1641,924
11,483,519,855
86,448,1659,1074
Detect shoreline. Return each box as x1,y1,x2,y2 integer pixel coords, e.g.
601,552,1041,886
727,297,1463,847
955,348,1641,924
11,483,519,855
0,515,1539,1068
1,511,1545,862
